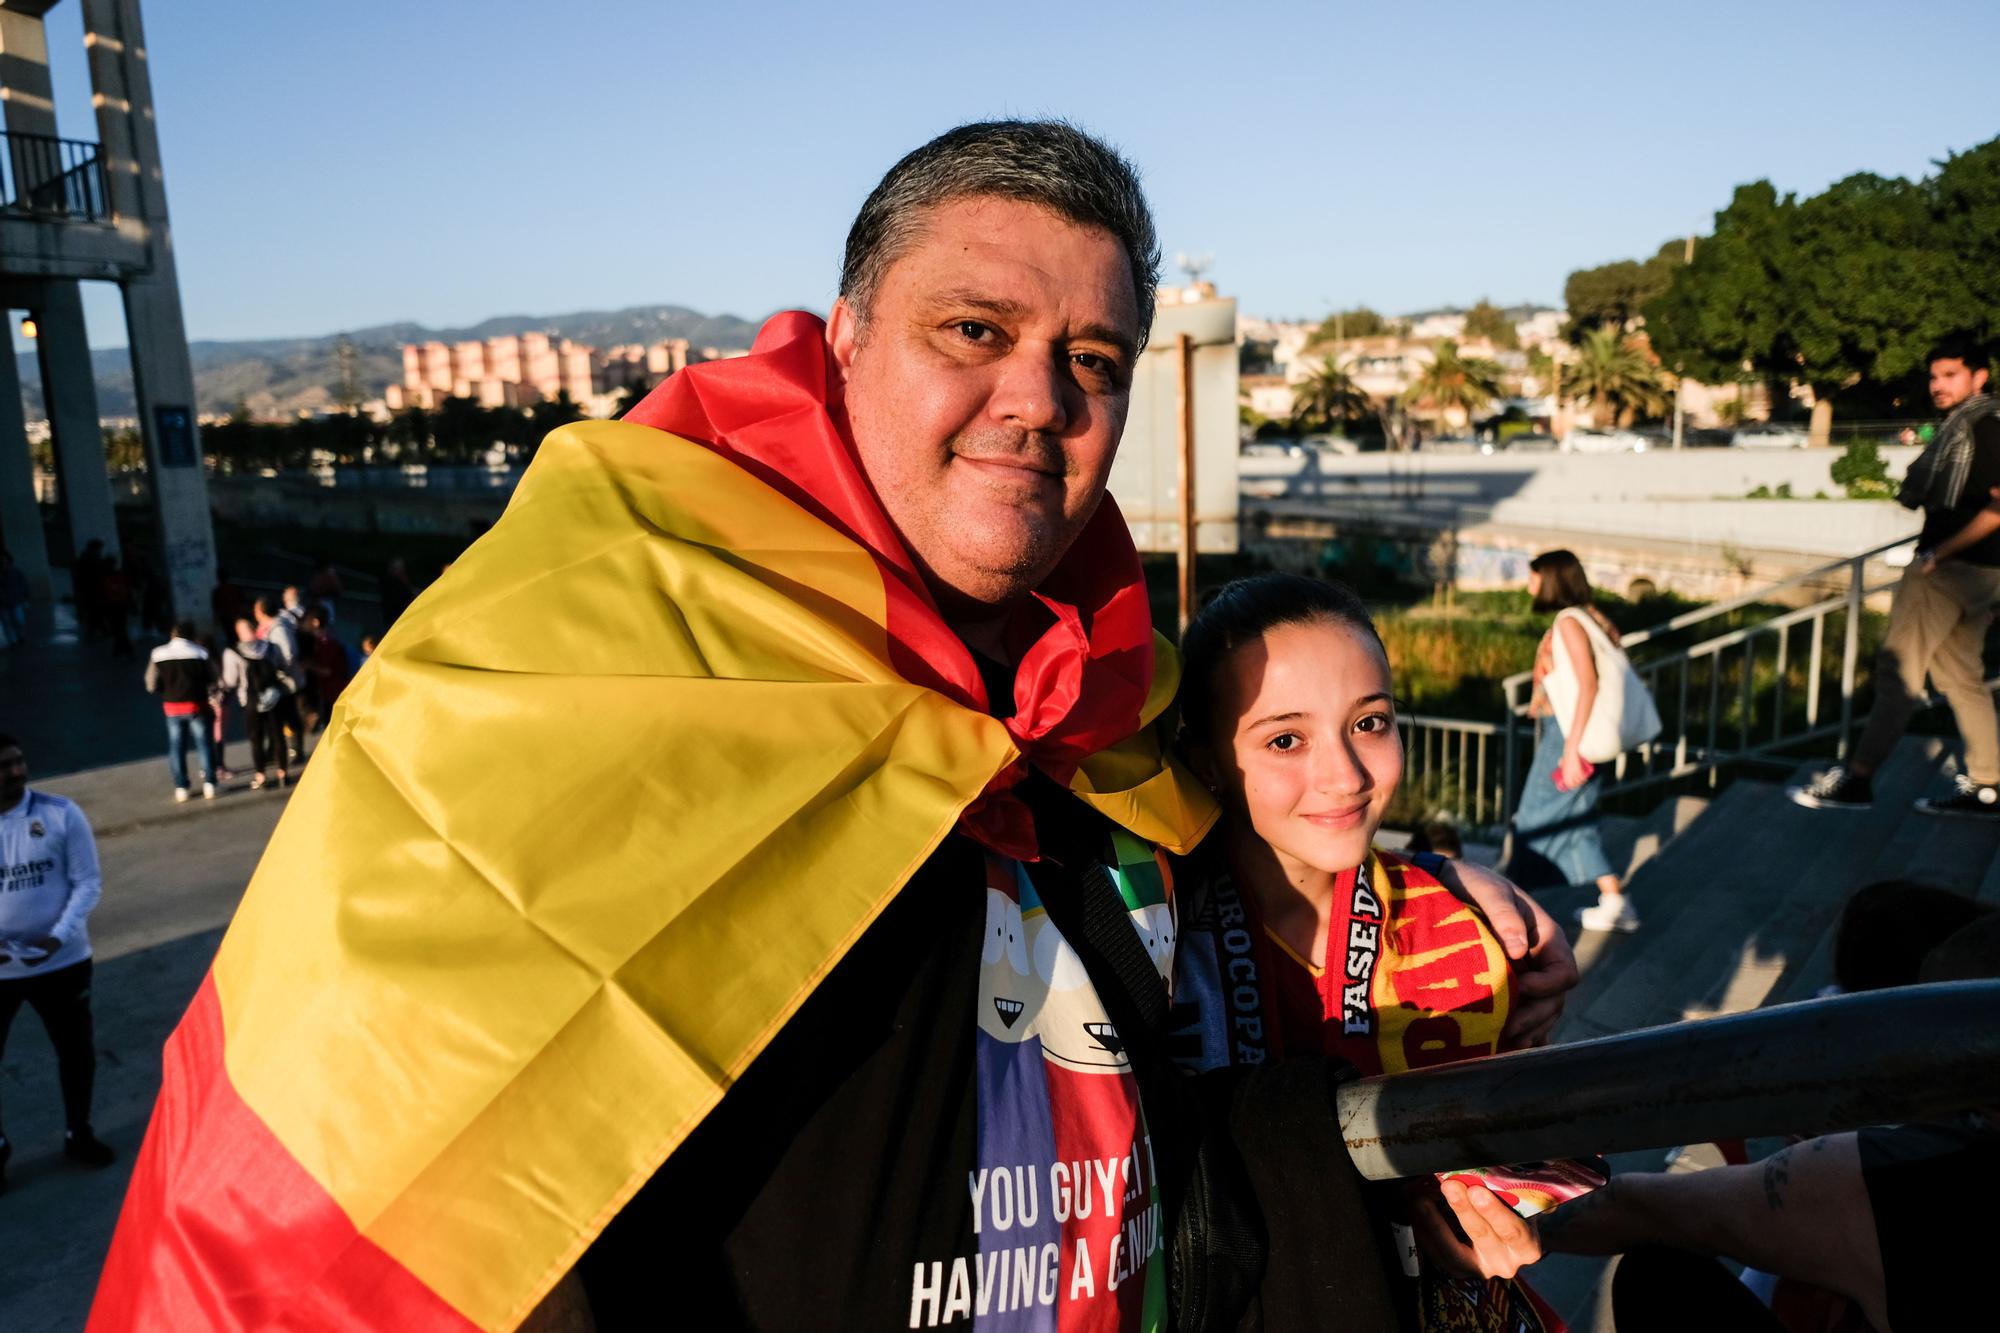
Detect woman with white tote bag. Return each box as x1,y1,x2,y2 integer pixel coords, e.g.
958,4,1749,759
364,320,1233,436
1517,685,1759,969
1503,549,1659,933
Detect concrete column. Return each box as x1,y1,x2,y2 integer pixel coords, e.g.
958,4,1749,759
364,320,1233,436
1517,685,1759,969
83,0,214,624
0,6,60,139
0,320,52,599
36,280,119,560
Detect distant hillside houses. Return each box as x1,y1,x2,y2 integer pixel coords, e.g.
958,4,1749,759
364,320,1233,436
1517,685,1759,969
1239,306,1565,429
385,332,751,417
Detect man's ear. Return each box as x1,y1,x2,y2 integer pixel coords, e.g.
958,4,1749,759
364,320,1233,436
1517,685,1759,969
1975,366,1991,395
827,297,861,374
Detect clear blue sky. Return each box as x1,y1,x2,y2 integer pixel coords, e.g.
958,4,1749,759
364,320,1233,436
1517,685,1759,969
30,0,2000,347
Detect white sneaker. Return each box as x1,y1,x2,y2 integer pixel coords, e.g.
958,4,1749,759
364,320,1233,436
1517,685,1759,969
173,788,190,803
1576,895,1642,933
202,782,217,800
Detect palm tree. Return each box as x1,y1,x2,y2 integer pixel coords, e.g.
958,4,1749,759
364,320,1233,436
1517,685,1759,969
1288,357,1372,436
1565,326,1670,426
1402,340,1505,437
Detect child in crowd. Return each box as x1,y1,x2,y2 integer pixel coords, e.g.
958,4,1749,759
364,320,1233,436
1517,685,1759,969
1169,572,1571,1327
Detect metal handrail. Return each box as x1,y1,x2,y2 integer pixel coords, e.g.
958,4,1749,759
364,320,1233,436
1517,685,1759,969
0,128,110,222
1397,533,1987,831
1339,980,2000,1179
1498,533,1917,701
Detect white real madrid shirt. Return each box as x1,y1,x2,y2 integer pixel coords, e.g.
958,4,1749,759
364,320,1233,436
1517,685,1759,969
0,789,102,979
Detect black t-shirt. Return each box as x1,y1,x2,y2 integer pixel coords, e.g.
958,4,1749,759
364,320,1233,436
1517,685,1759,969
1918,416,2000,565
579,831,990,1328
579,641,1400,1332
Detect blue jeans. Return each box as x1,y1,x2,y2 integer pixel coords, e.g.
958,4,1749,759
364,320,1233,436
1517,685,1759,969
0,603,24,646
165,714,215,790
1506,719,1615,887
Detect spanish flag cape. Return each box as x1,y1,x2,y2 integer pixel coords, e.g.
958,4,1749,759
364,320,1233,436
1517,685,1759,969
90,312,1216,1332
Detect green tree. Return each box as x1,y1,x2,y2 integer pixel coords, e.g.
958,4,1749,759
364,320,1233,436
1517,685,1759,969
1288,358,1372,435
1462,300,1519,349
1564,326,1670,426
1781,172,1943,443
1313,306,1388,343
1644,181,1791,389
1562,242,1683,338
1932,139,2000,345
1648,173,1949,444
1402,340,1505,435
389,405,433,462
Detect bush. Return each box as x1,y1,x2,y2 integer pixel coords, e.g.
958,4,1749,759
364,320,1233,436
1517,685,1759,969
1831,440,1895,498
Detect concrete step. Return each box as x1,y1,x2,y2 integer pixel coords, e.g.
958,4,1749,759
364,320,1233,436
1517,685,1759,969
1764,737,1982,1005
1547,779,1779,1042
1554,736,1956,1038
1599,794,1710,882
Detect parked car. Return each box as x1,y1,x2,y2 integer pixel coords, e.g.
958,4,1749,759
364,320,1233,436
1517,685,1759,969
1241,439,1305,458
1494,432,1560,453
1561,426,1650,453
1423,435,1482,453
1731,423,1810,449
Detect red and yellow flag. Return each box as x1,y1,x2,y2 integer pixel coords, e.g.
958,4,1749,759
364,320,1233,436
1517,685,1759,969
90,315,1214,1331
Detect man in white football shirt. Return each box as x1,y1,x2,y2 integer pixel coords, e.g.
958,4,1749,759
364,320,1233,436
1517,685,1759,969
0,732,116,1191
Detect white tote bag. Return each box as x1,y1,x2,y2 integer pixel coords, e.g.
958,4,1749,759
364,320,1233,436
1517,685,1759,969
1543,608,1663,763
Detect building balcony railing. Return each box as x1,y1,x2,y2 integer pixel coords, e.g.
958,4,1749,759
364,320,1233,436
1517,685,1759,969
0,129,109,223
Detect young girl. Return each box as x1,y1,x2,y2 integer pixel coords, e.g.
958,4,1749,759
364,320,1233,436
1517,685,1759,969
1172,573,1516,1075
1168,573,1577,1324
1506,549,1637,933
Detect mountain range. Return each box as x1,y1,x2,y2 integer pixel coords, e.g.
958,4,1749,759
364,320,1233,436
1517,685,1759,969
13,304,774,421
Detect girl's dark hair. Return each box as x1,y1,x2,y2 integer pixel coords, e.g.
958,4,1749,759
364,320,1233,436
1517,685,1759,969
1529,548,1594,612
1178,573,1383,745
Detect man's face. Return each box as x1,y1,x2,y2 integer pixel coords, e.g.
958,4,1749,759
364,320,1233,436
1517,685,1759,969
0,746,26,809
1930,356,1989,410
830,196,1139,615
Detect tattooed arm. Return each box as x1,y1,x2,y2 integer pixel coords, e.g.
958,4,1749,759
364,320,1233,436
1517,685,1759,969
1440,1135,1887,1331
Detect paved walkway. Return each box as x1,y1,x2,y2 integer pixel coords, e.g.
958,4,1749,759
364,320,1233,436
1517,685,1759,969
0,600,190,778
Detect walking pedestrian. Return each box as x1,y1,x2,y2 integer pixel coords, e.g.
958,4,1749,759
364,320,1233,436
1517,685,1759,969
253,596,307,768
71,538,107,640
301,604,353,731
308,562,343,625
202,631,235,783
380,557,418,625
211,567,249,631
0,733,117,1191
1792,333,2000,817
226,618,289,789
145,620,216,802
1504,549,1639,931
100,558,133,658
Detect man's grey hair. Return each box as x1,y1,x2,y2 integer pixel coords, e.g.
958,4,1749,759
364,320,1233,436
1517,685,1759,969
839,120,1161,349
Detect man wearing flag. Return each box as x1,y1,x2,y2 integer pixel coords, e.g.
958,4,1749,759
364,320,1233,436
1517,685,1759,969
90,121,1574,1332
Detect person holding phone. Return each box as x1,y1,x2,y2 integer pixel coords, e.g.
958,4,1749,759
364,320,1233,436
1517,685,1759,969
1506,549,1637,932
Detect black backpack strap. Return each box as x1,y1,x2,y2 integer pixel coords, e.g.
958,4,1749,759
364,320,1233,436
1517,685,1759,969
1020,777,1265,1333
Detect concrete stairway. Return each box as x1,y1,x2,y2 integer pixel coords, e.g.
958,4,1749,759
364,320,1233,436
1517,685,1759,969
1521,733,2000,1330
1539,734,1998,1043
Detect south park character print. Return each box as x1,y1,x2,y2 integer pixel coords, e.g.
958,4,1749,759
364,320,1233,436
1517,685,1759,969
913,832,1172,1331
